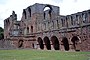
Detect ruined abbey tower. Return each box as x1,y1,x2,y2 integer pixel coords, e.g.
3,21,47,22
4,3,90,51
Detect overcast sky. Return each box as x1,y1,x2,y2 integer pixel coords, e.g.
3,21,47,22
0,0,90,28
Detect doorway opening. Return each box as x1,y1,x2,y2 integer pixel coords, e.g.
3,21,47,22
51,36,60,50
44,36,51,50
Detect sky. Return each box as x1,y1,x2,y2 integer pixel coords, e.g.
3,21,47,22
0,0,90,28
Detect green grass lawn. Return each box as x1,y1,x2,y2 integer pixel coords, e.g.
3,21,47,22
0,49,90,60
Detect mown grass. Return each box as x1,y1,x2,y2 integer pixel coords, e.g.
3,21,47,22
0,50,90,60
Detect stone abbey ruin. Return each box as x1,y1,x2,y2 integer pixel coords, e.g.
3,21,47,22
2,3,90,51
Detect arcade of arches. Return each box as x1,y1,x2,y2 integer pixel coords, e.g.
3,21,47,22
37,36,80,51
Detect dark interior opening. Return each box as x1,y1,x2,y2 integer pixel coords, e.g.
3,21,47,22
23,9,27,19
71,36,79,51
37,37,44,49
51,36,60,50
62,37,69,51
27,27,29,33
28,7,31,17
44,36,51,50
32,43,34,49
31,26,33,33
18,40,23,48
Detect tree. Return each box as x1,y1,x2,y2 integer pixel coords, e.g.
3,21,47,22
0,27,4,40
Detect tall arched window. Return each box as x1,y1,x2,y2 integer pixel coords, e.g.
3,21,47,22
28,7,31,17
43,5,52,19
27,27,29,34
71,16,73,25
23,9,27,19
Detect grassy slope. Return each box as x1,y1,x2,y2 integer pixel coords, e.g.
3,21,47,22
0,50,90,60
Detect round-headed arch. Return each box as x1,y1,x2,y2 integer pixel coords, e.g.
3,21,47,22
43,5,52,11
43,5,52,19
23,9,27,19
43,36,51,50
18,40,24,48
51,36,60,50
71,36,80,51
62,37,69,51
28,7,31,17
37,37,44,49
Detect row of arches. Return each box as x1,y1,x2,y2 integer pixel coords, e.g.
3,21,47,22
38,36,59,50
17,35,80,51
37,36,80,51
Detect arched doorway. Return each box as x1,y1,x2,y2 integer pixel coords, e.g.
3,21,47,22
62,37,69,51
51,36,60,50
43,36,51,50
71,36,80,51
18,40,23,48
37,37,44,49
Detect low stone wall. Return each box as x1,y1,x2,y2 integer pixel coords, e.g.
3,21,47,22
0,39,16,50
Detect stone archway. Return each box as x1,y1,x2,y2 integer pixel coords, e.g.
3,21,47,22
37,37,44,49
43,5,52,19
43,36,51,50
71,36,80,51
18,40,23,48
51,36,60,50
62,37,69,51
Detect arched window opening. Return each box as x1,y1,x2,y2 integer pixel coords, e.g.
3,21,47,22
18,40,23,48
37,37,44,49
28,7,31,17
51,36,60,50
43,36,51,50
23,9,27,19
62,37,69,51
66,17,68,27
71,36,80,51
43,5,52,19
31,26,33,33
61,19,65,27
71,16,74,25
27,27,29,34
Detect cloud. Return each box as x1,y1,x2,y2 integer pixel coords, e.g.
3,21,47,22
59,0,90,15
0,0,8,5
51,0,63,3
